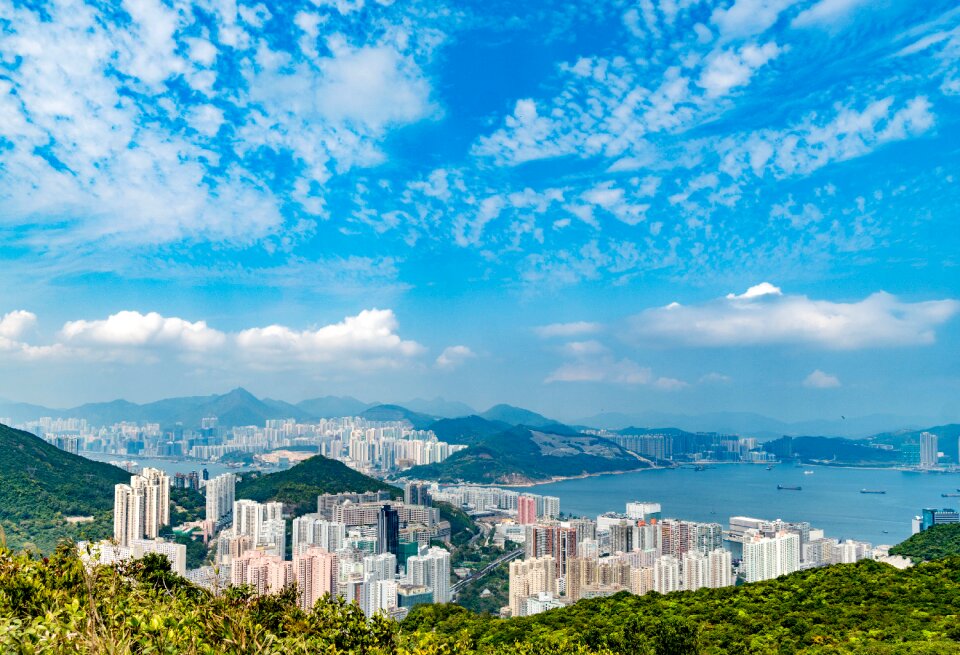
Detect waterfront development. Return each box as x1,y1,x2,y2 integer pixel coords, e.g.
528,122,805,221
515,465,959,546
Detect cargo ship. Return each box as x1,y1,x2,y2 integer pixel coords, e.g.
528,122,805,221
777,484,802,491
860,489,886,494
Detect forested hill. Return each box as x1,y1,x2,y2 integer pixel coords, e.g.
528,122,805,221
235,454,400,515
890,523,960,562
405,426,649,484
0,423,129,552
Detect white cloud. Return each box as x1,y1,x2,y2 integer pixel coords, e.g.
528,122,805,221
726,282,782,300
792,0,870,28
699,372,733,384
698,42,782,97
628,286,960,349
711,0,799,38
803,369,841,388
534,322,604,338
436,345,476,369
0,310,38,340
61,311,227,351
235,309,425,369
721,96,936,180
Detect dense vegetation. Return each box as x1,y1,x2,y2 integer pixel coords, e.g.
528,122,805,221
236,454,400,515
3,543,960,654
428,416,512,446
0,424,129,552
890,523,960,562
407,427,648,484
436,501,480,547
408,558,960,654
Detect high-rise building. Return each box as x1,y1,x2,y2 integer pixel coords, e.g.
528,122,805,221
260,519,287,560
404,483,432,506
742,531,800,583
292,516,346,554
653,555,681,594
682,552,708,592
205,473,236,524
517,495,537,525
113,468,170,547
231,551,293,596
920,508,959,531
294,547,338,611
509,555,556,617
707,549,733,588
376,505,400,560
920,432,939,468
625,502,662,522
406,546,451,604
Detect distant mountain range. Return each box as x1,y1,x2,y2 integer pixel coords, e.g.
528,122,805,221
0,389,945,442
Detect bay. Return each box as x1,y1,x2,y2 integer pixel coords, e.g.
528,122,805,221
81,452,261,479
516,464,960,546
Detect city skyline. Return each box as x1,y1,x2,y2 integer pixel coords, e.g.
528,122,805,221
0,0,958,422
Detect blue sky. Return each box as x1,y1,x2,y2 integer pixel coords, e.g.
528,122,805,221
0,0,958,423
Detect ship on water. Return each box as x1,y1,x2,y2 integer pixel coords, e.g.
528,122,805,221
860,489,886,494
777,484,802,491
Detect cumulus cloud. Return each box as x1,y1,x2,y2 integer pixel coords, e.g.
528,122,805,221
803,369,841,388
235,309,425,370
0,311,38,340
436,345,476,370
534,322,604,338
0,308,427,371
711,0,800,38
61,311,226,351
628,285,960,349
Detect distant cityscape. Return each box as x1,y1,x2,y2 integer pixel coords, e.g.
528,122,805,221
73,459,960,621
9,412,957,475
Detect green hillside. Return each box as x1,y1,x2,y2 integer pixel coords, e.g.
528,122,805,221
4,544,960,653
889,523,960,562
406,426,650,484
479,404,555,427
235,454,400,514
0,424,130,552
428,416,512,445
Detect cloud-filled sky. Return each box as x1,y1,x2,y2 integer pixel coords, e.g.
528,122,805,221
0,0,958,423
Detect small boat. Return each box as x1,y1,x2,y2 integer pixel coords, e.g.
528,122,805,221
694,465,706,471
777,484,802,491
860,489,886,494
804,470,814,475
766,465,775,470
942,493,960,498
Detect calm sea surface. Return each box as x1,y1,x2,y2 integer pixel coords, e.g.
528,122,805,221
515,465,960,546
82,452,260,479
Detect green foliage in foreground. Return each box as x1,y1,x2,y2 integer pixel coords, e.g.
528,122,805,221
406,558,960,655
3,543,960,654
235,454,400,515
890,523,960,562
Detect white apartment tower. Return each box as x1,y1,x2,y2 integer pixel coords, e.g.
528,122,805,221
407,547,451,604
113,468,170,547
742,531,800,583
205,473,236,523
